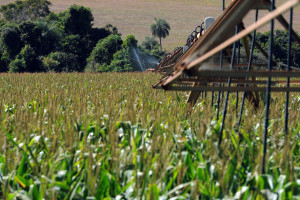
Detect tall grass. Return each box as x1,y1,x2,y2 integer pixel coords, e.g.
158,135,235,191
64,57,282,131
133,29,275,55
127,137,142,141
0,73,299,199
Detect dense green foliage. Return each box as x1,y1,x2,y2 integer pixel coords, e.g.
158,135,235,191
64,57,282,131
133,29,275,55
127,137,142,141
108,34,162,72
61,5,94,36
86,34,123,71
108,35,163,72
256,30,300,68
42,51,78,72
142,36,159,51
0,0,51,23
0,0,163,73
10,44,43,72
1,25,22,58
0,46,8,72
86,34,164,72
0,73,299,199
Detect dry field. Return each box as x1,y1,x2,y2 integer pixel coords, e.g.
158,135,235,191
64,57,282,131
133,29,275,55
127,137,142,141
1,0,299,51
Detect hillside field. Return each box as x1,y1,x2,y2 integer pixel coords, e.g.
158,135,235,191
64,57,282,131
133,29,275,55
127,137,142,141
0,73,299,199
1,0,300,51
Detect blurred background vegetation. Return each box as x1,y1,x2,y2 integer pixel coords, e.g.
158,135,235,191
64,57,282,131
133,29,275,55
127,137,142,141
0,0,165,73
0,0,299,73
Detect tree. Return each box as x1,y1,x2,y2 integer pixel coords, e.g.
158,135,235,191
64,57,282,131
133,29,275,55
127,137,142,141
60,5,94,36
150,18,170,51
34,20,62,55
108,48,132,72
0,0,51,23
42,51,78,72
256,30,300,68
0,46,9,72
0,19,6,27
86,34,123,68
9,44,44,72
141,36,158,50
60,34,89,71
0,1,126,73
19,21,42,51
108,35,138,72
1,25,22,59
9,58,26,72
88,27,111,47
105,24,121,36
123,34,138,48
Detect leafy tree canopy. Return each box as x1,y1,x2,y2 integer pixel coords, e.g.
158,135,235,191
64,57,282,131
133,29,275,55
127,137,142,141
9,58,26,72
108,47,132,72
141,36,158,50
19,21,42,50
87,34,123,66
59,5,93,36
123,34,138,48
0,19,6,27
0,0,51,23
105,24,122,37
0,1,164,73
42,51,78,72
150,18,170,50
14,44,43,72
0,25,22,58
256,30,300,68
0,46,9,72
32,20,62,55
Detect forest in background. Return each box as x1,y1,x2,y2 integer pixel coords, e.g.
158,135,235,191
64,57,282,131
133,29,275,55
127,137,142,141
0,0,299,72
0,0,164,73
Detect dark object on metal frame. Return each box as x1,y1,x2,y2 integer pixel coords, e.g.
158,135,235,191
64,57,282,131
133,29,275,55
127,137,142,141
153,22,205,74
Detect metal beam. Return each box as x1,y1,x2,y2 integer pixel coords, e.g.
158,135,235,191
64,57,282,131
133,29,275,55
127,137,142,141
157,85,300,92
161,0,300,87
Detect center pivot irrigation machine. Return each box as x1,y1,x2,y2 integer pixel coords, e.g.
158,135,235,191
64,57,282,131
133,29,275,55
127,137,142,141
152,0,300,173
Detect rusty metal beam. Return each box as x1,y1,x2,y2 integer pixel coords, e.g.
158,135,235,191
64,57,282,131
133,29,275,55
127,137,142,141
161,0,300,87
187,70,300,78
276,15,300,44
170,0,260,74
186,0,299,70
154,47,183,71
157,85,300,92
176,78,300,85
183,0,263,65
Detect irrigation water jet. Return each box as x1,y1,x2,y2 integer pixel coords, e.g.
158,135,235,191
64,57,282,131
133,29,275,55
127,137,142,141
132,48,144,71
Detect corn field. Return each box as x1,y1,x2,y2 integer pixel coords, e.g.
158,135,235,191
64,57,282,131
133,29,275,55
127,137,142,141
0,73,299,199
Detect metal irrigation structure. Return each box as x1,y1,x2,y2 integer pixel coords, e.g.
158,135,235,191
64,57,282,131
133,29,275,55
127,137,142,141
152,0,300,173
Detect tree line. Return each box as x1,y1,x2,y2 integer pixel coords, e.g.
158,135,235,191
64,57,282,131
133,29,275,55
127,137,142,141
0,0,166,73
255,31,300,68
1,0,297,73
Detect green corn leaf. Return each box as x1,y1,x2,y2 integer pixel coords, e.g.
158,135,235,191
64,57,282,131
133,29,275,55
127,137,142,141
223,152,237,192
149,184,160,200
164,166,180,193
28,135,41,147
95,168,110,200
17,152,29,176
29,183,43,200
14,175,29,189
54,181,71,191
